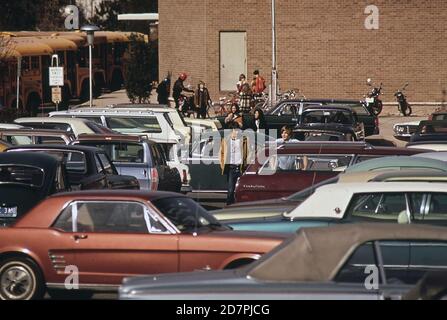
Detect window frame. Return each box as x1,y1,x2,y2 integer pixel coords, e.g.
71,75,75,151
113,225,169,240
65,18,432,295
52,200,174,235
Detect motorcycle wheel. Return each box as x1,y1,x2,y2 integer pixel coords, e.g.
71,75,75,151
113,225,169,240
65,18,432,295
403,105,412,117
372,101,383,116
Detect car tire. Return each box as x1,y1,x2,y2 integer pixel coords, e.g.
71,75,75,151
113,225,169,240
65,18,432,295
0,257,45,300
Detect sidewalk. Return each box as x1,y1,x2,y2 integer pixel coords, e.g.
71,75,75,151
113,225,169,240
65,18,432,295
79,89,158,107
79,89,218,116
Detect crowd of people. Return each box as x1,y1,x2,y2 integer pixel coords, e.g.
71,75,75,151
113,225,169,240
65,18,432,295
156,70,267,122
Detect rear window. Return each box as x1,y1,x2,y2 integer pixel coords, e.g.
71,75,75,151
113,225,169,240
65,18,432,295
20,150,87,173
0,165,44,187
1,135,33,145
302,110,353,124
80,142,146,163
105,117,161,134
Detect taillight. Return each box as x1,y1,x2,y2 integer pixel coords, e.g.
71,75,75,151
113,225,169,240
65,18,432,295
182,169,188,184
150,168,159,190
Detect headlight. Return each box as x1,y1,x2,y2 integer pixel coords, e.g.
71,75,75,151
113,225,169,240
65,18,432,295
395,126,405,133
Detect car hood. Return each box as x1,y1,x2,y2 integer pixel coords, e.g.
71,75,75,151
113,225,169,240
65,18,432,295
394,121,421,127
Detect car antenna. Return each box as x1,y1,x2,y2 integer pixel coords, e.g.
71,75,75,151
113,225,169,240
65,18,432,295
309,143,324,189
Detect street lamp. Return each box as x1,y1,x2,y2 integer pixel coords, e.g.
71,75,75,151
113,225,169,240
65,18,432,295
81,24,99,107
271,0,278,107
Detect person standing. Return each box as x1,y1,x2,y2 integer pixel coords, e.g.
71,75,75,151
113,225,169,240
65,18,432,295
156,75,171,105
173,73,194,110
239,83,253,114
252,69,266,94
236,74,248,94
194,81,212,119
253,108,267,132
220,122,249,205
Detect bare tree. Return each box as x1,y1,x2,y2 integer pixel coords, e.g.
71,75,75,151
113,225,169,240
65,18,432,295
0,37,12,77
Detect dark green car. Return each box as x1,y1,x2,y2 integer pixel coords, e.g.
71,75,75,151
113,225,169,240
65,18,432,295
215,99,379,137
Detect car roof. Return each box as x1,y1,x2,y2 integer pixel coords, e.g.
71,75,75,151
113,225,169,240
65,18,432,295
0,151,60,169
413,152,447,162
418,120,447,126
338,169,447,183
248,223,447,282
272,142,423,154
286,181,447,219
6,144,101,153
277,99,363,105
301,105,353,112
0,124,24,129
15,117,92,124
51,108,158,115
0,128,74,136
345,156,447,172
50,189,185,201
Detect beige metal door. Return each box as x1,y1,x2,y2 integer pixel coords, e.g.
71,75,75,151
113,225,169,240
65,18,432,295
220,32,247,91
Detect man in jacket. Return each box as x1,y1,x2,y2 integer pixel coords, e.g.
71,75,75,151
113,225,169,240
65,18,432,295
173,73,194,110
220,123,250,205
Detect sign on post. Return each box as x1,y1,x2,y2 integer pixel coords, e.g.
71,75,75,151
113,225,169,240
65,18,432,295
52,87,62,104
49,67,64,86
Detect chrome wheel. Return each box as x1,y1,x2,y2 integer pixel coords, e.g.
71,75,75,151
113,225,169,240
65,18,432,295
0,261,37,300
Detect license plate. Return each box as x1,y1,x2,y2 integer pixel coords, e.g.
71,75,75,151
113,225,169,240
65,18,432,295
0,207,18,218
365,98,374,103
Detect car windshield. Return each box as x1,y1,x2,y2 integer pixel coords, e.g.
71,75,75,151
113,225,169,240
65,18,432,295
151,197,228,232
302,110,353,124
105,117,162,134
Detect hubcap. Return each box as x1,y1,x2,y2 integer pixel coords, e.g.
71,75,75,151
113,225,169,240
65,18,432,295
1,265,34,300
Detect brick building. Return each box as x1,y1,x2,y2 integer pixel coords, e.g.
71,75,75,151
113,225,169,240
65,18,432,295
159,0,447,103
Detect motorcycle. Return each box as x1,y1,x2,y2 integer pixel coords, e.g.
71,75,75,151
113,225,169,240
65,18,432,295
178,93,196,118
394,83,412,116
364,78,383,116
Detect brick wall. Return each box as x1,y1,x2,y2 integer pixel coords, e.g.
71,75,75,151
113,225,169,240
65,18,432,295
159,0,447,103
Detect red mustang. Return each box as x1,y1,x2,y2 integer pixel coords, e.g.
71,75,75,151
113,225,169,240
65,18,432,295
0,190,287,300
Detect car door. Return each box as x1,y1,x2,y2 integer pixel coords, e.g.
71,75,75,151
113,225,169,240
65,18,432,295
408,240,447,285
410,192,447,227
61,200,178,285
186,138,227,192
334,240,410,297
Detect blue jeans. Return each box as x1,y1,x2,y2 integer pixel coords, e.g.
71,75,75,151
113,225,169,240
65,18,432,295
226,165,241,205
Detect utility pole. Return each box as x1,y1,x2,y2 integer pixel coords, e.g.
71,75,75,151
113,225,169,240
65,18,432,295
271,0,278,107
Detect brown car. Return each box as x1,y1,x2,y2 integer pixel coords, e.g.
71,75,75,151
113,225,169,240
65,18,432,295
235,141,428,203
0,190,287,300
